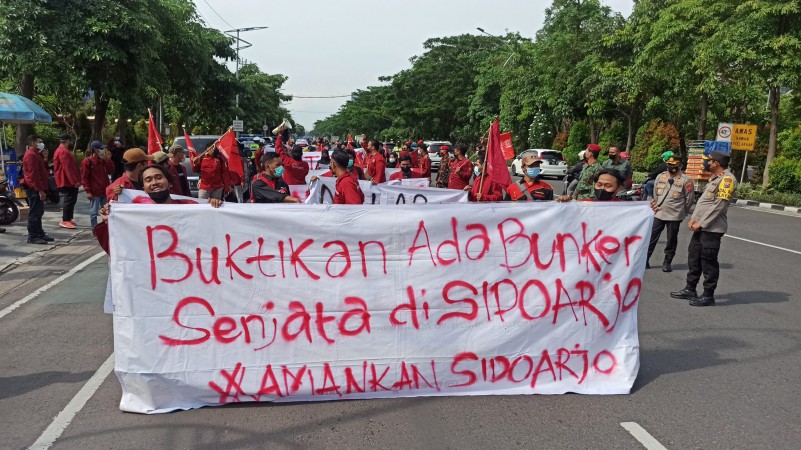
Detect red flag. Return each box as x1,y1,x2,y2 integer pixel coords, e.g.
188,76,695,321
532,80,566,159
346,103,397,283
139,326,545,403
216,129,244,179
500,132,515,160
346,134,354,150
183,127,198,160
486,118,513,188
147,109,163,155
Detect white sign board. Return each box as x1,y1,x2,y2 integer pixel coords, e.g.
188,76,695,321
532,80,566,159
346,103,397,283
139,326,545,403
232,120,244,132
716,122,733,142
109,202,650,413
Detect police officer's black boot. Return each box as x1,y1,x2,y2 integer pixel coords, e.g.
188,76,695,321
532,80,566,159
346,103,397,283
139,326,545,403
670,288,697,300
690,294,715,307
662,257,673,273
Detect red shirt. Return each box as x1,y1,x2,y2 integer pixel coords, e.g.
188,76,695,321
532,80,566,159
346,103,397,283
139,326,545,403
53,144,81,188
106,173,137,201
448,158,473,190
192,154,230,191
132,197,197,204
366,151,386,183
167,162,187,196
22,147,49,192
418,153,431,178
389,169,424,181
81,155,114,197
253,149,264,172
520,179,554,201
334,172,365,204
469,174,504,202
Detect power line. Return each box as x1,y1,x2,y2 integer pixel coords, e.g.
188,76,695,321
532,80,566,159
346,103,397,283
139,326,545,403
290,95,352,99
201,0,234,29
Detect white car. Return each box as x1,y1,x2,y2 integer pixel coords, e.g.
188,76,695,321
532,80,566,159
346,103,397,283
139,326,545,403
510,149,567,179
424,141,452,171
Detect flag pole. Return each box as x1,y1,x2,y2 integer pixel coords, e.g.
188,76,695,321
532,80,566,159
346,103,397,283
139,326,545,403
476,117,496,199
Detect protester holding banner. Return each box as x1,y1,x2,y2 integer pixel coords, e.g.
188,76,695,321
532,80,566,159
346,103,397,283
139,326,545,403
389,154,425,181
250,152,302,204
330,149,365,204
167,147,191,197
465,151,503,202
448,143,473,190
192,144,230,201
107,148,151,202
418,143,432,179
365,140,387,184
506,153,554,201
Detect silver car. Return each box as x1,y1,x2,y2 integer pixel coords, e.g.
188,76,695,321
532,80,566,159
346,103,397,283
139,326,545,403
424,141,452,171
510,149,567,178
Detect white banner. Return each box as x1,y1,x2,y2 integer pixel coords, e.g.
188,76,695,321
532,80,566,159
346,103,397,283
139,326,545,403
387,178,430,188
110,202,650,413
305,177,467,205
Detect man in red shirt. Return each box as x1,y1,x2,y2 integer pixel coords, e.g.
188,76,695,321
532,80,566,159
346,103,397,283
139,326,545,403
417,142,431,179
465,151,504,202
506,154,554,201
448,143,473,190
81,142,115,227
389,154,425,181
22,135,52,244
167,146,190,196
107,148,152,201
330,149,364,204
365,139,387,184
53,134,81,229
192,144,230,201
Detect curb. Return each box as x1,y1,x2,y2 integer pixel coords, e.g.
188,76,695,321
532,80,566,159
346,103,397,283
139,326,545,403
732,198,801,214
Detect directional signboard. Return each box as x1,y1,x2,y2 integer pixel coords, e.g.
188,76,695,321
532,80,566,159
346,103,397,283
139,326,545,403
232,120,244,132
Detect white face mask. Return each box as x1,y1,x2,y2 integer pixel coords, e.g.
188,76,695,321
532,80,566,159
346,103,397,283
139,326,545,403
99,149,106,157
36,142,45,151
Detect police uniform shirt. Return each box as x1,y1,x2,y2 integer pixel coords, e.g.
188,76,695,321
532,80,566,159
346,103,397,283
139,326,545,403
691,169,736,233
654,171,695,221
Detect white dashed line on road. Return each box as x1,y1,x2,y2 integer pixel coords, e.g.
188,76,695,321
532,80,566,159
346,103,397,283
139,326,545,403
0,251,106,320
621,422,668,450
725,235,801,256
28,353,115,450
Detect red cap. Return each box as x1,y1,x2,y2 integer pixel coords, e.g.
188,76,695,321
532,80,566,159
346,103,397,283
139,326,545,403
418,140,424,145
586,144,602,152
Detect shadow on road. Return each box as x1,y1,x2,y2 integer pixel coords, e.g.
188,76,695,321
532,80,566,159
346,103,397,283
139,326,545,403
715,291,790,306
0,371,95,400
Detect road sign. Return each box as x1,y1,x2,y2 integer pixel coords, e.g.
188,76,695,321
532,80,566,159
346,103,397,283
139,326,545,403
717,123,733,142
232,120,244,132
731,124,757,151
262,124,269,131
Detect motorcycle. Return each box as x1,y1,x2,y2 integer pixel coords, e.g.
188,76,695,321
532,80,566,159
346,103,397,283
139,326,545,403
0,180,22,225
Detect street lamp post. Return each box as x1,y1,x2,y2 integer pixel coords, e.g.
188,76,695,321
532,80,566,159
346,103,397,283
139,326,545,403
224,26,268,135
476,27,515,67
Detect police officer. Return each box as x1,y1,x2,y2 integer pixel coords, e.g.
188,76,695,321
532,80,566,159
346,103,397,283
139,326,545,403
646,153,695,272
670,151,736,307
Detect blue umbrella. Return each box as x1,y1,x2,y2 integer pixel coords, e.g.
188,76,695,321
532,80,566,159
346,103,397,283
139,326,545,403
0,92,52,124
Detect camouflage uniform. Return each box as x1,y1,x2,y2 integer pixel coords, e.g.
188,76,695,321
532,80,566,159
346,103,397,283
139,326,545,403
572,161,601,200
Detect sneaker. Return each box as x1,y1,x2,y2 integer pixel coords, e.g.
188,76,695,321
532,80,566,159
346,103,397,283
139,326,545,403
59,221,76,229
68,220,78,228
27,237,48,245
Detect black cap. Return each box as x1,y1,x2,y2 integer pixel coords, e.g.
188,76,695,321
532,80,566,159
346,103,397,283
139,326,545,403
59,134,71,141
709,151,731,166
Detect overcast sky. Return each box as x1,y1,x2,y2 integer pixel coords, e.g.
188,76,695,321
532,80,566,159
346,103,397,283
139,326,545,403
195,0,634,129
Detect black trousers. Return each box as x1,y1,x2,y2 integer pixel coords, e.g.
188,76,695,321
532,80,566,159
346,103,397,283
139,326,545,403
25,188,45,238
647,218,681,261
59,187,79,221
686,230,724,297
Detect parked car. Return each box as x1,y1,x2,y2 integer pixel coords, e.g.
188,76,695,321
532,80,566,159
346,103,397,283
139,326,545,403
171,135,252,197
510,149,567,179
424,141,452,172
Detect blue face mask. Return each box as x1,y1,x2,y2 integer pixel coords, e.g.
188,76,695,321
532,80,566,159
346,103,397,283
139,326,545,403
274,166,285,177
526,168,542,178
474,166,480,176
348,160,354,168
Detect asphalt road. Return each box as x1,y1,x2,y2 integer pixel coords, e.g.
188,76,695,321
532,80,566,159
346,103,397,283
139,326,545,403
1,180,800,449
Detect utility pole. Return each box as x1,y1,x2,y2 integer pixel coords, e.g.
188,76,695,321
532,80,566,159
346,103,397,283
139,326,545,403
224,26,268,136
477,27,516,67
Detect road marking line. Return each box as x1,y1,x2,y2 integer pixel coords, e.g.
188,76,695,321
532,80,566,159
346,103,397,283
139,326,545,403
620,422,668,450
0,252,106,320
726,235,801,256
28,353,115,450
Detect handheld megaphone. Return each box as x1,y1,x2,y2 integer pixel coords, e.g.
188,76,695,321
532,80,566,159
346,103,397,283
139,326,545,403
272,118,293,136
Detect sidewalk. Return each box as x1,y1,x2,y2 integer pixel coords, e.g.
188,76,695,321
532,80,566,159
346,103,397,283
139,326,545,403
732,198,801,214
0,190,96,273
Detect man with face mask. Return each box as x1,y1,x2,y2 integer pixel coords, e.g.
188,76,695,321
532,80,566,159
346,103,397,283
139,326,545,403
465,151,503,202
53,134,81,229
565,144,602,201
250,152,302,203
331,149,364,204
81,141,115,227
671,151,736,307
365,139,387,184
22,135,52,244
507,154,554,201
107,148,152,201
417,142,431,179
389,154,424,181
602,145,632,188
448,143,473,190
646,153,694,272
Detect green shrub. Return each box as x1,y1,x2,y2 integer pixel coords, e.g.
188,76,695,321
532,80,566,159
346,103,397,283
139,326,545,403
551,130,568,150
736,183,801,207
630,120,680,172
778,126,801,160
564,121,589,165
632,171,648,185
598,121,625,150
767,156,801,194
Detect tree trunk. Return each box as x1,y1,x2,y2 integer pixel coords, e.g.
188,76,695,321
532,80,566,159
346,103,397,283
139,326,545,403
697,93,708,140
588,116,598,144
92,90,109,144
117,111,128,147
626,106,636,151
14,73,35,157
763,86,780,188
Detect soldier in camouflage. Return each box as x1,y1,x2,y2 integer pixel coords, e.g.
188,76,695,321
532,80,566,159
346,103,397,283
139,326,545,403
561,144,602,201
647,152,695,272
670,151,736,307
